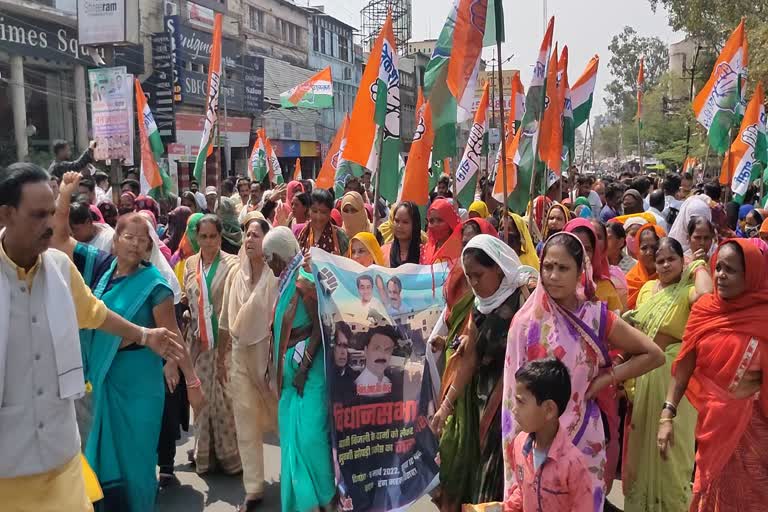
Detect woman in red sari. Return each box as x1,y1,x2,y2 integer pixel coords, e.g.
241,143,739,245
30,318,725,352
424,199,462,265
659,238,768,511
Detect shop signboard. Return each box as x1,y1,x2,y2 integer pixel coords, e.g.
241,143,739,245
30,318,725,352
76,0,139,46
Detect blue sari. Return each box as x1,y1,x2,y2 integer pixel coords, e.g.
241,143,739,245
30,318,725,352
273,254,335,511
76,244,171,512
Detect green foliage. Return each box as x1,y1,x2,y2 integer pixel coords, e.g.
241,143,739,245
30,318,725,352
605,26,670,117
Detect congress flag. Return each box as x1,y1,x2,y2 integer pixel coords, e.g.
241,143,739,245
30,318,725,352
293,158,302,181
399,101,434,208
316,115,349,190
135,79,169,198
250,131,267,182
721,82,767,203
456,82,489,207
447,0,488,105
693,19,748,155
343,13,401,203
636,56,644,124
538,44,563,177
571,55,599,128
280,67,334,109
192,13,223,184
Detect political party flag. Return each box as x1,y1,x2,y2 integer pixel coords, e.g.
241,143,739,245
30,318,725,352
482,0,505,47
343,13,400,203
280,66,334,109
447,0,488,106
261,128,283,185
721,81,767,203
636,56,644,125
492,123,523,203
415,86,424,126
538,44,563,177
192,13,223,185
293,158,302,181
456,82,489,207
424,2,459,164
249,131,267,182
693,19,748,155
507,16,555,212
560,46,575,175
135,78,170,198
509,72,526,132
682,157,698,174
399,101,434,209
571,55,599,128
316,115,349,190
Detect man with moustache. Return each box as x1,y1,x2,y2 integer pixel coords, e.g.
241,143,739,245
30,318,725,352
0,163,184,510
355,325,399,398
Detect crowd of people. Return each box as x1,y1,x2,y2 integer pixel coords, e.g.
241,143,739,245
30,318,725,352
1,153,767,512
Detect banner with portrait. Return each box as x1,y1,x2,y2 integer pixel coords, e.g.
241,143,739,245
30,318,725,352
89,66,135,165
310,248,449,511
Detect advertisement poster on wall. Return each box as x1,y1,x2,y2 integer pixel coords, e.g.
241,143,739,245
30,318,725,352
89,66,134,165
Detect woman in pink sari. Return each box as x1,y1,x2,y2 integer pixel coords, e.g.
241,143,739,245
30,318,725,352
659,238,768,511
503,232,663,511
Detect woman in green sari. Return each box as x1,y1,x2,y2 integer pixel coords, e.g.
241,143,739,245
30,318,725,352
263,226,335,512
621,237,712,511
431,234,536,511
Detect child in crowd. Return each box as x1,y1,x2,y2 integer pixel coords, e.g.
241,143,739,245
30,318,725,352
507,358,595,512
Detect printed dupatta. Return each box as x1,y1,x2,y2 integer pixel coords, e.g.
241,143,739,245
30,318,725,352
196,252,221,351
502,232,610,505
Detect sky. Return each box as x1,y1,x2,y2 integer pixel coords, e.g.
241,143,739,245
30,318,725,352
311,0,682,115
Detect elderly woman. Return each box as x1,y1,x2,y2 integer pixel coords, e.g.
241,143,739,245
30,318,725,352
659,239,768,511
432,235,536,511
219,212,279,511
182,215,241,475
264,226,335,511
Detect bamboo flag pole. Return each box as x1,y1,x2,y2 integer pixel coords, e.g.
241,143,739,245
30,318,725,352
495,19,511,244
372,124,384,233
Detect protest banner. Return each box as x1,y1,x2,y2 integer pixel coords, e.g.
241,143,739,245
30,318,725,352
89,66,135,165
310,248,448,511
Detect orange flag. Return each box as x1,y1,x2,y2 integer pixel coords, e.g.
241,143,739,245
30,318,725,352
538,43,563,174
492,127,523,202
415,86,424,127
135,79,163,192
400,101,434,207
447,0,488,102
293,158,302,181
636,56,644,122
316,115,349,190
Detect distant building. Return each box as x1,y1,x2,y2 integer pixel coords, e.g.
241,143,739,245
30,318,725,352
405,39,437,57
669,37,702,79
243,0,310,67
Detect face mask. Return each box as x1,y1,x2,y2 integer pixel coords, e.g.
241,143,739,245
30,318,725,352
626,237,639,258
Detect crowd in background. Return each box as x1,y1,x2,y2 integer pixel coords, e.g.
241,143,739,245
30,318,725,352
2,142,768,512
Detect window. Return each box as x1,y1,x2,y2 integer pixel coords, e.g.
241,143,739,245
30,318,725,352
339,35,349,62
283,122,292,138
248,7,264,32
313,23,319,51
280,20,287,41
289,24,296,45
343,67,352,80
320,28,326,54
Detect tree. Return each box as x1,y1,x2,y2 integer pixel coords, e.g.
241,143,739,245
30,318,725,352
605,26,669,118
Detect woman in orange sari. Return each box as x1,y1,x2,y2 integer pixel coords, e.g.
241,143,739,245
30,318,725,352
424,199,462,266
659,238,768,511
626,224,667,308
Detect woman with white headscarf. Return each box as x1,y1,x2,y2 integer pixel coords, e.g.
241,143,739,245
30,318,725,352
667,194,712,253
431,234,537,511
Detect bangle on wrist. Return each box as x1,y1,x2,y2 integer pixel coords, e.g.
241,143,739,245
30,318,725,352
615,353,626,364
186,377,201,389
659,417,674,424
139,327,148,346
662,401,678,418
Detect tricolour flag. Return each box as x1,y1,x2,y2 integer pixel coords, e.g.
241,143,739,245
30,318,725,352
456,82,489,207
490,74,525,184
492,123,523,203
636,56,644,125
399,101,434,209
192,13,223,185
316,115,349,190
507,16,555,212
424,2,459,164
538,43,563,178
560,46,575,176
721,81,767,203
250,131,267,182
682,157,698,174
343,13,401,203
447,0,488,105
509,72,526,132
693,19,748,155
280,67,334,109
293,158,302,181
135,79,169,198
571,55,599,128
261,128,283,185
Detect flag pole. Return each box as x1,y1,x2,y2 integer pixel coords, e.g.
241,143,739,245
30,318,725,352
637,116,643,172
372,125,384,234
579,119,590,171
495,28,511,243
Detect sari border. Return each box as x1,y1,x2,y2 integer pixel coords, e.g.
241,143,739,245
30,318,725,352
728,337,759,393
